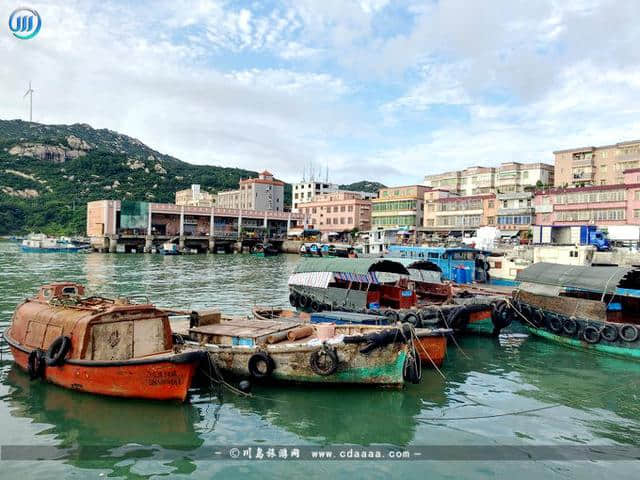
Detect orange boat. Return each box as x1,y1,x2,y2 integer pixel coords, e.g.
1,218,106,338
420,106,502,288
3,282,204,402
413,329,449,367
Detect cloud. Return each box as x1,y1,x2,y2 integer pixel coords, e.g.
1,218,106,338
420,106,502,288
1,0,640,188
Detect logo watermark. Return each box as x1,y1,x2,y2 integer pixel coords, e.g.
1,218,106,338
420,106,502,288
8,7,41,39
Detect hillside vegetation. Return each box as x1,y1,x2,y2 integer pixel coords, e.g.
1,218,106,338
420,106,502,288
0,120,259,235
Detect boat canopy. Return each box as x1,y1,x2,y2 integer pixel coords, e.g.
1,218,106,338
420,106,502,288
393,259,442,272
294,258,410,276
515,262,640,294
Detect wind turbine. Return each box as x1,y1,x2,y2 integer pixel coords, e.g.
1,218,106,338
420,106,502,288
23,81,34,122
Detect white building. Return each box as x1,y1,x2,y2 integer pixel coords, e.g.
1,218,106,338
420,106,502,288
292,181,378,212
217,170,285,211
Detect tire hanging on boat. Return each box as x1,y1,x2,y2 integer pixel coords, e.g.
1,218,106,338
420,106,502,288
248,352,275,378
582,325,601,344
547,313,563,334
531,308,545,328
310,300,321,312
601,324,618,342
619,324,639,343
297,295,310,309
289,292,298,307
491,301,513,330
27,349,46,380
45,335,71,366
402,312,420,328
403,343,422,384
561,317,578,336
384,309,400,322
309,348,339,376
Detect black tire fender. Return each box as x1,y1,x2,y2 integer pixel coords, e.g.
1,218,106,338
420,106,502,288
601,324,618,343
582,325,601,344
309,348,339,376
289,292,298,307
546,314,563,333
561,317,578,336
310,300,321,312
402,312,420,327
384,309,400,322
248,352,275,378
45,336,71,366
619,324,639,343
27,349,46,380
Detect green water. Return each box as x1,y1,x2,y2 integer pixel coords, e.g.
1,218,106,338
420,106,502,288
0,242,639,479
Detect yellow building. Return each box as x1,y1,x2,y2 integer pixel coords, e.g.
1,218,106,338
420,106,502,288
175,184,216,207
371,185,431,229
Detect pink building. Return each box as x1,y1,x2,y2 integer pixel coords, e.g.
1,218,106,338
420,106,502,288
298,191,371,232
534,168,640,226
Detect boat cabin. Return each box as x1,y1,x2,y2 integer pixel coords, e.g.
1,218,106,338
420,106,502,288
288,258,417,311
9,283,174,361
515,263,640,324
387,246,489,283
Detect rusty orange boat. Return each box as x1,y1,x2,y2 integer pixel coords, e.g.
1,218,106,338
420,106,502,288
3,282,204,402
413,330,449,367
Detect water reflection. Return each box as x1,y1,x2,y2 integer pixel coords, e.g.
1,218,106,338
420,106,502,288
4,365,206,477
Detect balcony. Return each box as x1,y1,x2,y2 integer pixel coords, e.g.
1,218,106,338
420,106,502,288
497,207,534,216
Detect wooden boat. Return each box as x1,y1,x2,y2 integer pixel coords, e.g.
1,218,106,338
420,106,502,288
179,314,418,386
512,263,640,359
287,258,513,335
3,283,204,401
253,307,451,367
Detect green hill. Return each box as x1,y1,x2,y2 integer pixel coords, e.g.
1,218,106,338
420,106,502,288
0,120,260,235
339,181,386,193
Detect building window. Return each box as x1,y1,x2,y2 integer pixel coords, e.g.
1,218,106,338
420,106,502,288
348,217,353,224
488,200,494,208
340,217,345,224
634,209,640,219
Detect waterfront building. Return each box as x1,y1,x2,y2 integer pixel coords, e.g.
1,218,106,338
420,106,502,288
534,168,640,227
424,162,553,195
86,199,302,253
371,185,431,230
496,191,535,231
297,191,371,233
175,184,216,207
216,170,285,211
553,139,640,187
424,193,497,231
292,181,377,212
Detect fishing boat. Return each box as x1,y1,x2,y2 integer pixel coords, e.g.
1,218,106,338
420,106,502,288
179,313,420,386
252,242,278,257
161,242,180,255
287,257,513,335
20,234,85,253
512,262,640,359
253,307,451,367
2,282,204,401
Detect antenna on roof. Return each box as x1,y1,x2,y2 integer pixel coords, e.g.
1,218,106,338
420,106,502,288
325,161,329,183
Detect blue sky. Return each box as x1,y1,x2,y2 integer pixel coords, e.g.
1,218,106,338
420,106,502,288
2,0,640,185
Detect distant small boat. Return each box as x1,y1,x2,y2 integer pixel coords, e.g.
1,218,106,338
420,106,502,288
20,235,84,253
161,242,180,255
252,242,278,257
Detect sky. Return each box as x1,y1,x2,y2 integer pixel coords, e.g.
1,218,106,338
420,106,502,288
2,0,640,186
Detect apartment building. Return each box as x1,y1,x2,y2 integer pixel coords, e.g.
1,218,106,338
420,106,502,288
424,162,553,195
175,184,216,207
424,193,497,230
553,140,640,187
297,191,371,232
535,168,640,226
371,185,430,229
216,170,285,211
496,191,534,231
292,180,377,212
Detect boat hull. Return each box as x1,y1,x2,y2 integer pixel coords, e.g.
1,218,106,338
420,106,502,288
415,335,447,367
6,333,202,402
199,342,407,387
525,326,640,360
464,310,495,335
20,246,82,253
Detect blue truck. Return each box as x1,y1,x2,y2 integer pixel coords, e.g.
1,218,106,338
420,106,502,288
532,225,610,251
